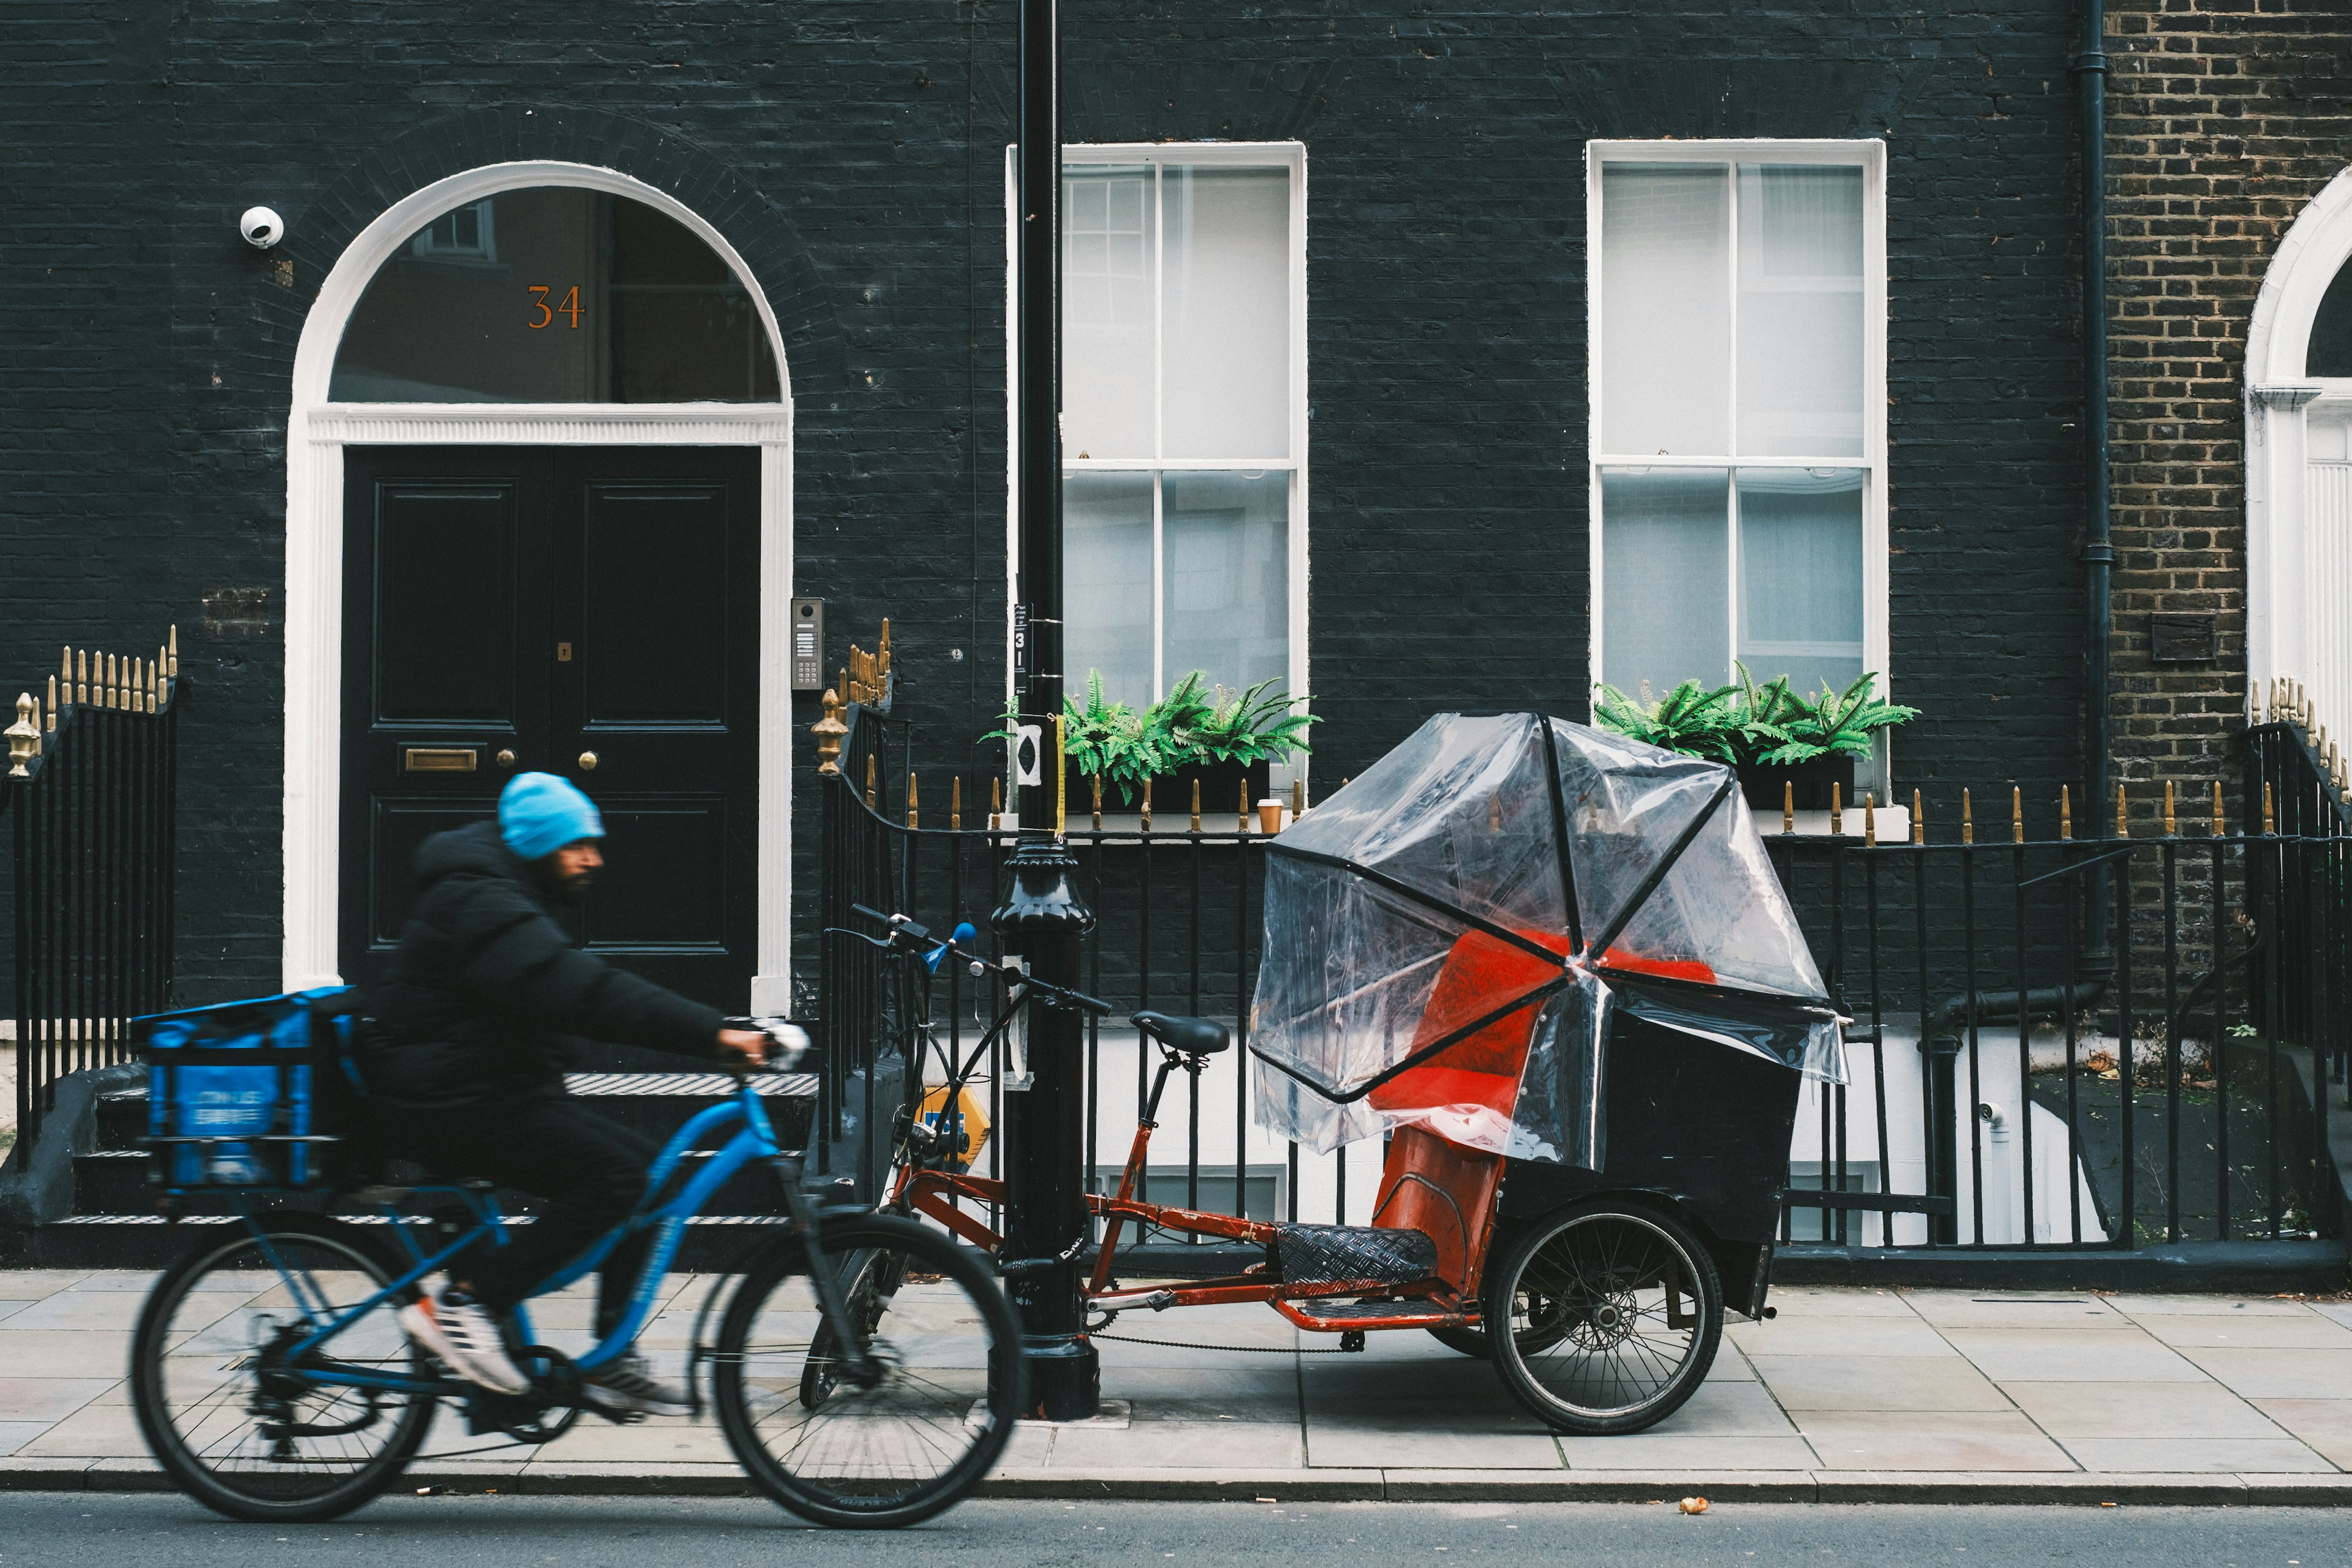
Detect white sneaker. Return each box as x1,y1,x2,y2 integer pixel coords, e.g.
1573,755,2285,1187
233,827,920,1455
398,1290,530,1396
581,1350,692,1419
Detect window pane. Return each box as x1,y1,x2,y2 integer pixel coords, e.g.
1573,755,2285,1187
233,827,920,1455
1063,167,1156,459
331,186,780,402
1736,468,1864,698
2309,255,2352,377
1162,472,1289,694
1737,165,1864,457
1600,470,1729,696
1601,165,1730,457
1063,473,1155,710
1162,167,1291,461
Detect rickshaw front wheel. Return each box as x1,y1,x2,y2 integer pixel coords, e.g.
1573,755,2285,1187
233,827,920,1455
1482,1199,1722,1436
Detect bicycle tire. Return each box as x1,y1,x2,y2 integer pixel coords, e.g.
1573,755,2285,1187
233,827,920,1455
1482,1199,1722,1436
132,1212,437,1521
714,1213,1023,1528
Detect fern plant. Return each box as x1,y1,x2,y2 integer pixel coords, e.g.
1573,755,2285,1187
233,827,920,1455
1592,665,1915,765
1589,679,1748,763
987,669,1313,807
1749,671,1918,765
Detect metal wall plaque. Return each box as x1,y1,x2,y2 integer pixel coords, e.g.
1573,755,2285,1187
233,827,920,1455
2149,612,2217,665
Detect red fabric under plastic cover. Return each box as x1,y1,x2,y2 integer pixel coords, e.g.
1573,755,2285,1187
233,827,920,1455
1364,929,1717,1149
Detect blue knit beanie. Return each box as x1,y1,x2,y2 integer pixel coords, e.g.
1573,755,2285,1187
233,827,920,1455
499,772,605,862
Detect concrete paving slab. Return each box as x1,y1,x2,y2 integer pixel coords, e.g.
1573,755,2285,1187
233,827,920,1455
0,1302,29,1324
2248,1398,2352,1466
1305,1424,1561,1470
1808,1469,2242,1504
1,1289,155,1332
1099,1366,1300,1423
1728,1317,1956,1357
1939,1327,2207,1382
2056,1438,2335,1473
1556,1433,1821,1471
1793,1409,2078,1472
1747,1354,2010,1411
1052,1417,1305,1471
2184,1347,2352,1399
18,1400,146,1458
2307,1302,2352,1331
1750,1286,1916,1318
2104,1293,2315,1316
1642,1379,1800,1436
0,1272,95,1295
2002,1378,2293,1439
0,1379,114,1423
0,1423,52,1457
2133,1312,2352,1349
545,1420,733,1464
1898,1291,2132,1329
0,1330,134,1379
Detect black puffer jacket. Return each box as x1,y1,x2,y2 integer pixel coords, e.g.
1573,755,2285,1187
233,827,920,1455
361,821,726,1109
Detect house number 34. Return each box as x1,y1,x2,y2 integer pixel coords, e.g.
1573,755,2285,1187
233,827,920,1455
526,285,584,330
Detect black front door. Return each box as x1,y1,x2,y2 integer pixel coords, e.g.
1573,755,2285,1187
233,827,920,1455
340,447,761,1014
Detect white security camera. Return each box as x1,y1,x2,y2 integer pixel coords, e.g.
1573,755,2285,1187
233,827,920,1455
239,206,285,249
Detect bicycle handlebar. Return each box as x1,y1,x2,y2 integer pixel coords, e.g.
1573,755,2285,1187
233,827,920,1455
847,903,1114,1016
720,1016,812,1073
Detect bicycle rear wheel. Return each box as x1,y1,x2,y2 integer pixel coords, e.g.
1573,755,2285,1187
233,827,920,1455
131,1212,437,1522
714,1213,1023,1528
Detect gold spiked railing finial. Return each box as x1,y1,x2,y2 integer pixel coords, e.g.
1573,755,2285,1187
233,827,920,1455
1191,778,1202,834
75,648,88,707
1140,780,1153,835
2116,783,2129,838
1055,714,1066,837
2060,784,2073,840
45,675,58,733
1961,788,1974,845
2011,785,2024,844
813,688,847,774
1239,778,1251,833
1863,792,1877,848
991,776,1003,832
6,694,38,778
1830,781,1843,833
2211,780,2225,837
953,775,965,831
1911,788,1924,846
2163,780,2177,837
1093,774,1105,831
907,773,919,830
1292,778,1306,823
864,753,877,811
1782,780,1795,835
2264,780,2277,836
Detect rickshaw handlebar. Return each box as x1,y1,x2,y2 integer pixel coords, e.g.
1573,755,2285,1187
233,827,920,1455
847,903,1114,1016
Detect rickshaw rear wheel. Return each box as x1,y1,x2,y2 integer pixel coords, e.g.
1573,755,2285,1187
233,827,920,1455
1482,1199,1722,1436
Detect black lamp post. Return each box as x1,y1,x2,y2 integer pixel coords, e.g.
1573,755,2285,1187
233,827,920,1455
992,0,1102,1422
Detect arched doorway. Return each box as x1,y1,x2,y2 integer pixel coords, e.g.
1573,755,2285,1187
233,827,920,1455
2245,165,2352,745
282,162,794,1013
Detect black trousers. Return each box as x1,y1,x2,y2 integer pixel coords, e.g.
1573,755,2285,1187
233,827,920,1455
377,1097,657,1337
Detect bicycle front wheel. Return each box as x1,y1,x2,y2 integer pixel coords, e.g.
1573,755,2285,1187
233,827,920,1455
131,1212,436,1521
714,1213,1023,1528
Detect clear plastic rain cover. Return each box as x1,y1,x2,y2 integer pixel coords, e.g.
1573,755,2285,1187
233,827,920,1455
1250,713,1844,1166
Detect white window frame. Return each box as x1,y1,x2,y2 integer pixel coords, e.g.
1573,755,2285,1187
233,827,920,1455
1006,141,1310,753
1585,139,1890,762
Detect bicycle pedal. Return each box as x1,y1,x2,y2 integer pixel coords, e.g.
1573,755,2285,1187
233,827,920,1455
585,1404,648,1427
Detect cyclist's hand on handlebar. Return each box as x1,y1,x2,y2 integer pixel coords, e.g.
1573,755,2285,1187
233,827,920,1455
715,1028,769,1068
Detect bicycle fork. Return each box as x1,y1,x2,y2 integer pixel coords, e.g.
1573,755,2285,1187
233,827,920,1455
771,1155,882,1389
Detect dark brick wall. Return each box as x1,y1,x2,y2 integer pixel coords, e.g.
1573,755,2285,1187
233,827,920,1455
2104,0,2352,831
1,0,2097,1006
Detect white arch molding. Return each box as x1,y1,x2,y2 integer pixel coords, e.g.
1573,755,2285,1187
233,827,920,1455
282,160,796,1009
2245,163,2352,736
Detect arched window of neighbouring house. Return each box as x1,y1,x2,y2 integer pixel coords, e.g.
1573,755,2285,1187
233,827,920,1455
328,185,782,402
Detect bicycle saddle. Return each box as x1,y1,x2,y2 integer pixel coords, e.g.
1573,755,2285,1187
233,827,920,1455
1133,1011,1231,1058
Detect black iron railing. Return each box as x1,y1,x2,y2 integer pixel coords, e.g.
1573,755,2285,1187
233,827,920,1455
814,702,2351,1261
2,638,181,1149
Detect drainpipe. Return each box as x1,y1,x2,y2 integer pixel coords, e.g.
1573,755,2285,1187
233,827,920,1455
2076,0,2115,970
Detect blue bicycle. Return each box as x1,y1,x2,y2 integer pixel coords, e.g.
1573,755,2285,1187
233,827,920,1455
127,1024,1025,1529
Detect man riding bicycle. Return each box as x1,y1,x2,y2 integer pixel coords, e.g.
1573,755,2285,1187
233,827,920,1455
361,772,769,1415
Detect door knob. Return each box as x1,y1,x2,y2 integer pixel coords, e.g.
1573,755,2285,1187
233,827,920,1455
495,748,516,769
578,751,598,771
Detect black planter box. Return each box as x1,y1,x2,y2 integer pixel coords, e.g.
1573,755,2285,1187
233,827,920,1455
1068,759,1271,821
1737,755,1857,815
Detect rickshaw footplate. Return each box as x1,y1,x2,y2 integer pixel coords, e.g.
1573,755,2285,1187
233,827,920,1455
1273,1223,1439,1289
1277,1297,1463,1333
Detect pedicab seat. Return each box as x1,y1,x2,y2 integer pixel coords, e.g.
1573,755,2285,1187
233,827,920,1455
1133,1011,1231,1059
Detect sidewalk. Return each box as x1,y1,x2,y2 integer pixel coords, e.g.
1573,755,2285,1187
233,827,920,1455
9,1270,2352,1504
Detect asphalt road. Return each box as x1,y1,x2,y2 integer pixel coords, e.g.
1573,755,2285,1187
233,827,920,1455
1,1494,2347,1567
